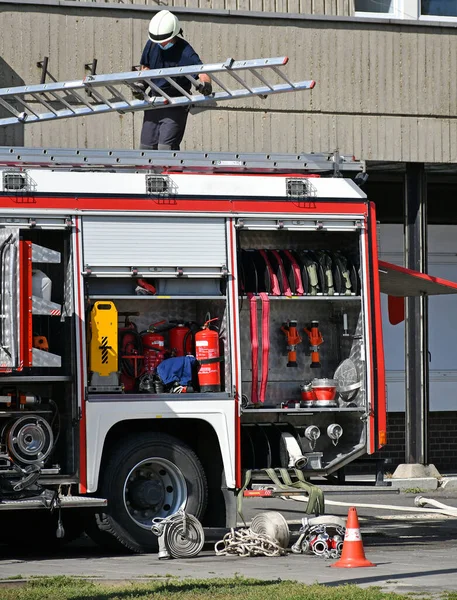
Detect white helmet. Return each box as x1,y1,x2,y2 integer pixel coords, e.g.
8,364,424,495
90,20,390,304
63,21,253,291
148,10,181,44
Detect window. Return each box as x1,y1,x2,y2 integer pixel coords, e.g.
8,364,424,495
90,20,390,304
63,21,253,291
354,0,407,18
421,1,457,17
355,0,394,12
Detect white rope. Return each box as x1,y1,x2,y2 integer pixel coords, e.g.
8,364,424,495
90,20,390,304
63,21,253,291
215,527,287,557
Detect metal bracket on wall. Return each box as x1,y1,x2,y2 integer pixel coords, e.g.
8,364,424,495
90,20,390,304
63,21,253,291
36,57,49,85
84,60,98,98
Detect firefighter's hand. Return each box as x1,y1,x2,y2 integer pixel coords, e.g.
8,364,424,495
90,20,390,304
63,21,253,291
132,81,148,99
196,81,212,96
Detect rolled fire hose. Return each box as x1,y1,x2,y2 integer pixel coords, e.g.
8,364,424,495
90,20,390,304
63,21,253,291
151,510,205,559
251,511,290,549
283,495,457,518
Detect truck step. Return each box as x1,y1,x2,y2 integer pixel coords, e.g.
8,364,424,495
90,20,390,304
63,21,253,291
0,496,107,510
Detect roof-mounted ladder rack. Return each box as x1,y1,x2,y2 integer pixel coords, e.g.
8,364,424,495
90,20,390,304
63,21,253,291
0,56,315,127
0,147,365,174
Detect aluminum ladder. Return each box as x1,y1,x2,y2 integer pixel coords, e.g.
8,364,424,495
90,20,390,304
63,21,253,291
0,147,364,174
0,56,315,127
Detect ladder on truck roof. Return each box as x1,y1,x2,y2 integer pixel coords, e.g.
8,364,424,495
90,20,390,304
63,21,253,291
0,147,365,174
0,56,315,127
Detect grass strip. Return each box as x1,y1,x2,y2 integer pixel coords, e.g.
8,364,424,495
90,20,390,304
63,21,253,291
0,576,434,600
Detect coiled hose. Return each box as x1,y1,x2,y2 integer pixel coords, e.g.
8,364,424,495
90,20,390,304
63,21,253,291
151,510,205,559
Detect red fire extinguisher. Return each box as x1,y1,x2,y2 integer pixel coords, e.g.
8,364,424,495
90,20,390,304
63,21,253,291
195,318,221,392
169,321,193,357
118,317,142,392
141,321,168,375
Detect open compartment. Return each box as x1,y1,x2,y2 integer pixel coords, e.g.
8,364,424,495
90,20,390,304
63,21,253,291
236,227,368,474
86,293,230,398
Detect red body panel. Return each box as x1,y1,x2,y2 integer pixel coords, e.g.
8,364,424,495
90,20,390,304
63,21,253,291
368,203,387,450
17,241,33,371
0,195,368,217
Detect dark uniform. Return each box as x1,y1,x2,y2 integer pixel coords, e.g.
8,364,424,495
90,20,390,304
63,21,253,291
140,38,202,150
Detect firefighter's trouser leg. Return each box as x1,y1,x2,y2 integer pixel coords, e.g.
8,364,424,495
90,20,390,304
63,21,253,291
140,107,189,151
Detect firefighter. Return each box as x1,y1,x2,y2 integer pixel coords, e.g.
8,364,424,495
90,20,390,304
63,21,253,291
137,10,212,151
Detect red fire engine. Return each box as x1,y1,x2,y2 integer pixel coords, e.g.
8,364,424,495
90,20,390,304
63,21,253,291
0,147,455,552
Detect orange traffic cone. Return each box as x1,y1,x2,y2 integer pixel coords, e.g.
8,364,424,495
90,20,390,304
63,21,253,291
331,506,376,568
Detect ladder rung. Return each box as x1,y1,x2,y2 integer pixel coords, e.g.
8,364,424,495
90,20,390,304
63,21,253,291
13,96,41,118
163,77,193,100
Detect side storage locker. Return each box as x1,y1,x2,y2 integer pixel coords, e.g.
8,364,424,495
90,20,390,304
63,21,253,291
82,215,231,397
236,216,370,475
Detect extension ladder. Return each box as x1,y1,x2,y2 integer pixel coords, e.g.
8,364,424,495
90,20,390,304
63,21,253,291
0,57,315,127
0,147,363,174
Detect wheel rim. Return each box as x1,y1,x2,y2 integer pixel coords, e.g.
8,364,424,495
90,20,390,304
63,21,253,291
123,457,187,530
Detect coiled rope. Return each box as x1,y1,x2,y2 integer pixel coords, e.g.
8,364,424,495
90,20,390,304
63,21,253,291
215,511,289,557
215,527,287,557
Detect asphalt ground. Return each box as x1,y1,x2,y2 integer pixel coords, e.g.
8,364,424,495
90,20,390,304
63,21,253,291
1,486,457,595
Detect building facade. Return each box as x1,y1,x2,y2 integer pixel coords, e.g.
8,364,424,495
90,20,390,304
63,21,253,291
1,0,457,470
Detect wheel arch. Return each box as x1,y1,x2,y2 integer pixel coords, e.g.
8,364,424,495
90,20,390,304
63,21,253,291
94,418,229,527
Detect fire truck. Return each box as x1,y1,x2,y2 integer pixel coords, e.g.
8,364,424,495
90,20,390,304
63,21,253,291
0,146,455,553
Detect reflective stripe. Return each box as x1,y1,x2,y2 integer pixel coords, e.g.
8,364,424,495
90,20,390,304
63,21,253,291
344,528,362,541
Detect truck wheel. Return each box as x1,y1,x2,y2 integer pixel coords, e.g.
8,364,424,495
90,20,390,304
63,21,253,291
95,432,207,553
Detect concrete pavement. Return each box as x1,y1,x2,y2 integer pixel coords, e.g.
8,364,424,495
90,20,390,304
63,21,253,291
1,489,457,594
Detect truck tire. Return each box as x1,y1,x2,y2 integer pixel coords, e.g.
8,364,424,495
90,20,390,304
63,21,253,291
92,432,208,553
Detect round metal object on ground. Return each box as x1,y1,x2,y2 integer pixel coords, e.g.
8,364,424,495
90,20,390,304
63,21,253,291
123,457,187,530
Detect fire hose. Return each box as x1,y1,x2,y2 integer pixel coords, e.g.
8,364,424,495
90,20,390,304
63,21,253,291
415,495,457,516
281,494,457,518
151,510,205,559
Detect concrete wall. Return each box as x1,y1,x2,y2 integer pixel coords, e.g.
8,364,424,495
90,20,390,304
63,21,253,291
1,1,457,161
9,0,354,16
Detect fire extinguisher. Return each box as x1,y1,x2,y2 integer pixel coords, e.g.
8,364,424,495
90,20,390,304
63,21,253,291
169,321,193,357
141,321,168,375
195,318,221,392
118,317,143,392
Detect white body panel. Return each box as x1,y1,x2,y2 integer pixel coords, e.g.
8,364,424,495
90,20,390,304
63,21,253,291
1,170,366,200
85,400,236,492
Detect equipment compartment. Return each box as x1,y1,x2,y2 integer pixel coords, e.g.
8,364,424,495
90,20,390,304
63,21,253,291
86,297,230,397
237,227,368,474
